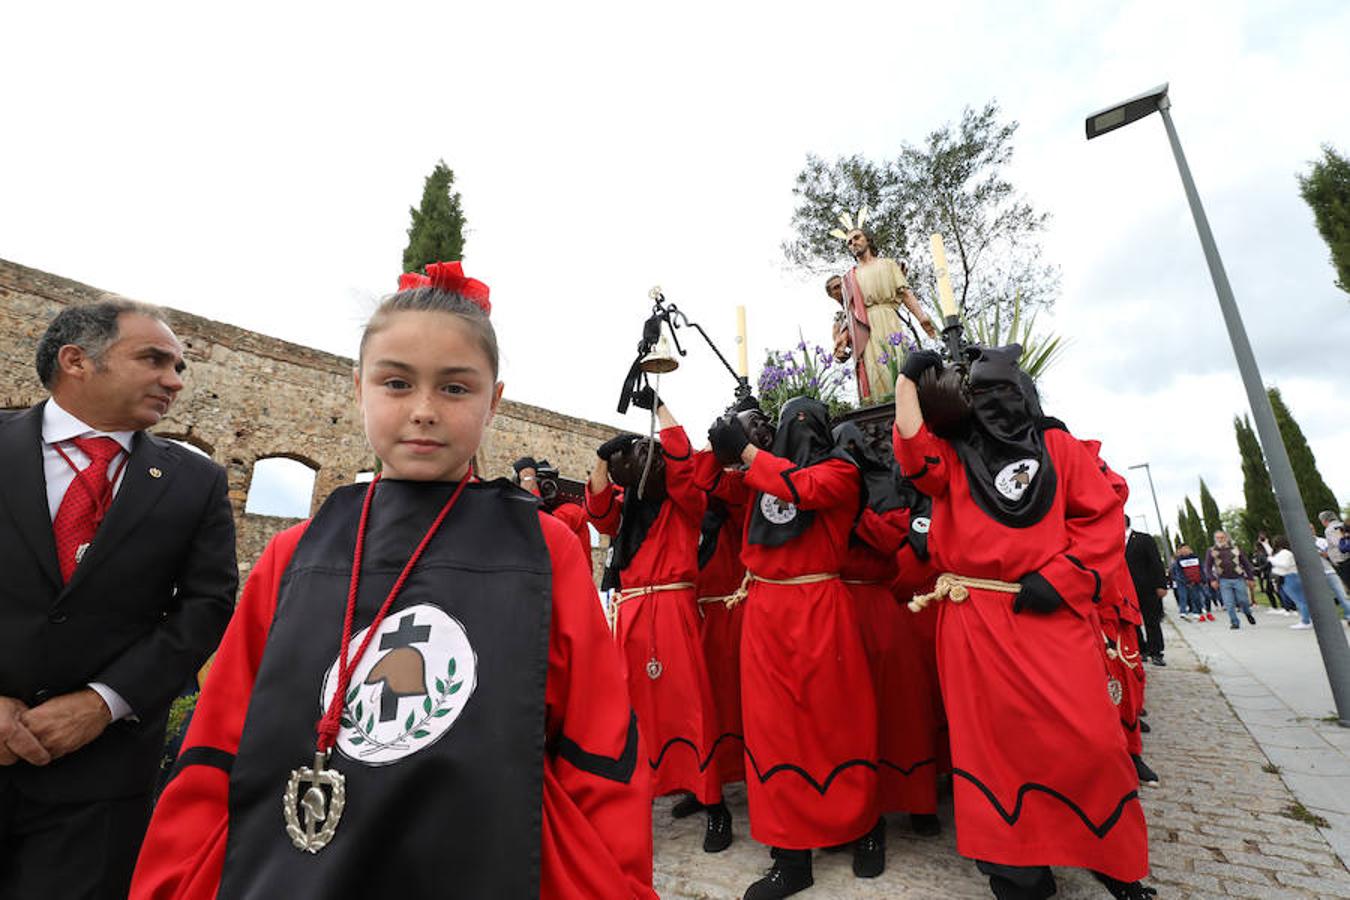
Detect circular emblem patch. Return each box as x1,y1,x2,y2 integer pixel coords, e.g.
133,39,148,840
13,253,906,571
911,516,931,534
1107,676,1123,706
759,493,798,525
994,458,1040,502
320,603,477,766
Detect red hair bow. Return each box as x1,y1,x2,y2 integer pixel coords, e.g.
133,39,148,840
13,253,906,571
396,261,491,315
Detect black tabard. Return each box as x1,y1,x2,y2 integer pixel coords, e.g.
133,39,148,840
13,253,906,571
218,479,552,899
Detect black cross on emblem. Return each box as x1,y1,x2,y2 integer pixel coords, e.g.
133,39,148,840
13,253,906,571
366,614,432,722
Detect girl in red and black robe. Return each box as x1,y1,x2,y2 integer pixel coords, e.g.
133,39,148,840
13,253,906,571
707,396,879,899
892,347,1153,900
833,423,941,833
585,397,729,852
130,264,655,899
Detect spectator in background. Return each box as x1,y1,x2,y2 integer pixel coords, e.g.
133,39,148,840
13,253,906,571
1320,511,1350,594
1269,536,1313,630
1311,522,1350,611
1125,516,1169,665
1205,531,1257,630
1251,532,1281,614
1169,544,1207,622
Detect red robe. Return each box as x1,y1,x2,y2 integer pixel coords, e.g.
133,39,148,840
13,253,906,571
1082,440,1147,755
843,507,939,815
717,451,878,849
691,454,748,786
586,426,720,804
894,423,1148,882
129,510,654,900
892,541,950,774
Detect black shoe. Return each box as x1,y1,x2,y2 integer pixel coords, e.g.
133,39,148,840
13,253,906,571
909,812,941,836
984,868,1057,900
852,818,885,878
671,794,704,819
1132,754,1160,787
1246,611,1257,625
744,849,813,900
704,802,733,853
1092,871,1157,899
1139,719,1151,734
1150,655,1167,667
1231,623,1240,630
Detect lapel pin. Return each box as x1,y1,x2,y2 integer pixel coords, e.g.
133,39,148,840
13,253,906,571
149,467,163,479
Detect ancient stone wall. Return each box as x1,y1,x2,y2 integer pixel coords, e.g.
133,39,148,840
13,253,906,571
0,259,613,581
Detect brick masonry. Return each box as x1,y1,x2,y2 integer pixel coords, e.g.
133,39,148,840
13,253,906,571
0,259,614,580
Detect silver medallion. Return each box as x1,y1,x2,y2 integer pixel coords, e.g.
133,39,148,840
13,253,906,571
284,751,346,853
1107,677,1123,707
646,657,663,680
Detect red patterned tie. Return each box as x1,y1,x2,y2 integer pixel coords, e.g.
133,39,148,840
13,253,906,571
52,436,123,583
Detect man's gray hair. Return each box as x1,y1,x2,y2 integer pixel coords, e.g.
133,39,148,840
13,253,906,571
35,300,163,388
1320,510,1340,524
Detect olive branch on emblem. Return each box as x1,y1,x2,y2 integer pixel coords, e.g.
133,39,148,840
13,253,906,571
339,656,463,753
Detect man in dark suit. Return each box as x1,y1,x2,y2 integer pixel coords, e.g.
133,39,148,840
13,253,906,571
1124,515,1169,667
0,300,237,899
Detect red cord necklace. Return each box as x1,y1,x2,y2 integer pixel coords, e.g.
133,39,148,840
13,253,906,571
284,469,472,853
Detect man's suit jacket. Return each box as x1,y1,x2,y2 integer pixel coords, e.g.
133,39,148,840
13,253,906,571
0,402,237,803
1125,530,1167,620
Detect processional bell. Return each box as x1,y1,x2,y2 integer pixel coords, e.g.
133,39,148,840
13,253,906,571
639,323,679,374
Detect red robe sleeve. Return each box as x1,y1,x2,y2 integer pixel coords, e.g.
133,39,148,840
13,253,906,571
693,450,751,506
538,513,657,899
1034,432,1125,619
854,507,910,556
585,481,621,538
129,522,310,900
550,502,594,570
892,422,950,498
745,451,859,510
656,425,706,522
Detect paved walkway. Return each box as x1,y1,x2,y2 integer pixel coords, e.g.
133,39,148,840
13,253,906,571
1171,601,1350,872
652,617,1350,898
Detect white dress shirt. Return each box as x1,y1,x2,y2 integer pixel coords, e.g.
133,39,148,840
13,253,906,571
41,399,136,722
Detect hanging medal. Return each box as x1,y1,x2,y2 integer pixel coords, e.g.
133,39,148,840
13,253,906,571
284,473,470,853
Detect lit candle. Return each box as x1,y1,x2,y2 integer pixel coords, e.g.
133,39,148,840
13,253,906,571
929,233,959,319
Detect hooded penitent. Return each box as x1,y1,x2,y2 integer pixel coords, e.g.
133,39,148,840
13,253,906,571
832,422,903,514
601,438,666,591
748,396,857,547
950,344,1057,528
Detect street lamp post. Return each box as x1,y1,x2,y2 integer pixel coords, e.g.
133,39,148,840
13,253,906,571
1128,462,1167,550
1087,84,1350,726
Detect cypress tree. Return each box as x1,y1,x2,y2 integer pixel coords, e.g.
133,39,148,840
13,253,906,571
1234,415,1281,541
403,160,467,274
1267,387,1340,519
1296,144,1350,295
1199,478,1224,541
1184,496,1208,551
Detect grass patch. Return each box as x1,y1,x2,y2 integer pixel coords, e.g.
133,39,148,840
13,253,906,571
1261,762,1281,774
1321,713,1341,723
1195,662,1212,674
1281,802,1330,828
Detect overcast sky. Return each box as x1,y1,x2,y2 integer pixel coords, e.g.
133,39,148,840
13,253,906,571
3,1,1347,534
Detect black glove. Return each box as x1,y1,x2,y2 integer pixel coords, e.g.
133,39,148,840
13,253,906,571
899,349,943,384
597,434,640,461
631,385,658,411
708,416,750,465
512,456,538,475
1012,571,1064,615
